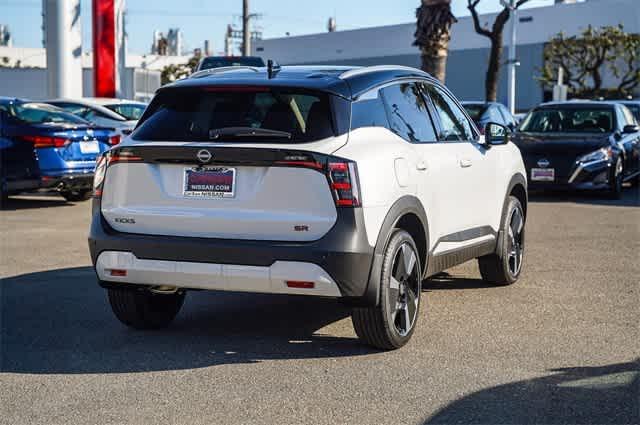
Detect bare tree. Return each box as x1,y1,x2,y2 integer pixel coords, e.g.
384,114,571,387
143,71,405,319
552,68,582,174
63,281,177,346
467,0,530,101
540,25,640,99
413,0,457,83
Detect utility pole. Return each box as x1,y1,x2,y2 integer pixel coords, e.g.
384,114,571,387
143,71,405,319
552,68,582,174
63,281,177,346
242,0,250,56
505,0,518,114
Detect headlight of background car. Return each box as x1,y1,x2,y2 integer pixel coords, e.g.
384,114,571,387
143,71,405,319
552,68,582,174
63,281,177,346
577,147,613,163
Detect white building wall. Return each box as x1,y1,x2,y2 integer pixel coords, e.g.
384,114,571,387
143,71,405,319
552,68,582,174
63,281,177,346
252,0,640,63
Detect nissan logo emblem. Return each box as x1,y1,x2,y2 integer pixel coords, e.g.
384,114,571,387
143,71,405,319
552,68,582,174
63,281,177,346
537,158,550,168
197,149,212,163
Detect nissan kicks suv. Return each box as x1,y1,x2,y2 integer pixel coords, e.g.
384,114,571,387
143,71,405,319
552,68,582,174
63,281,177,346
89,65,527,350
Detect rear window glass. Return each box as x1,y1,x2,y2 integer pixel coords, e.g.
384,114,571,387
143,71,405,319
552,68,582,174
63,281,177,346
199,57,265,70
7,102,88,125
132,88,335,143
520,107,614,133
462,104,487,121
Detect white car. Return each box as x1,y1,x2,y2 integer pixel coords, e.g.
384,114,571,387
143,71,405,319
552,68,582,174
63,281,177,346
89,65,527,350
45,98,146,136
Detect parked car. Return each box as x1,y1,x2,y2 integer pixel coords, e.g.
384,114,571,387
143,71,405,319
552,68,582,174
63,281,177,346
195,56,265,72
0,98,41,202
514,101,640,198
86,97,147,122
461,101,518,132
0,98,118,201
89,65,528,350
45,98,138,136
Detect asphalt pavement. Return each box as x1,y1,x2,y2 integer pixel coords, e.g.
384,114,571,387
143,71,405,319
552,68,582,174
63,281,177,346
1,188,638,425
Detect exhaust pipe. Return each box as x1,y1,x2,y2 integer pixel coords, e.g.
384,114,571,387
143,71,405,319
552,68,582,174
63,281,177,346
149,285,180,295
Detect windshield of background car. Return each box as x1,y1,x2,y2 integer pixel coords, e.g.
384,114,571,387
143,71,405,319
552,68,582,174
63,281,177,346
132,87,335,143
519,107,614,133
8,102,89,125
104,103,146,120
462,104,487,121
199,57,265,70
622,104,640,122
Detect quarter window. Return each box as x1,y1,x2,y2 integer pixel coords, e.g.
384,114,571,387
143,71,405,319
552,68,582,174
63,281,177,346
424,84,474,141
379,83,437,143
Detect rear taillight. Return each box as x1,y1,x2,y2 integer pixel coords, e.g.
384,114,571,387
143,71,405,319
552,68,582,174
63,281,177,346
328,162,361,207
93,154,107,197
20,135,69,148
109,135,121,145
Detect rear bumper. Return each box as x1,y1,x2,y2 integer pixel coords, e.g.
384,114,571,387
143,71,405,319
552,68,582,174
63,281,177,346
88,199,375,301
41,173,94,191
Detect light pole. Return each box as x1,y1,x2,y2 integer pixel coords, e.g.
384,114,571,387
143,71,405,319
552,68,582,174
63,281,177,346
502,0,518,114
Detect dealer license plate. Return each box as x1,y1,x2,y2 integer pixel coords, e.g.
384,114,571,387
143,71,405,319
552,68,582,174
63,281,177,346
531,168,555,182
183,167,236,198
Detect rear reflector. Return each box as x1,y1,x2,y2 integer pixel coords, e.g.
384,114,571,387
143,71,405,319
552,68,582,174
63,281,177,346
109,135,121,145
109,269,127,277
286,281,315,289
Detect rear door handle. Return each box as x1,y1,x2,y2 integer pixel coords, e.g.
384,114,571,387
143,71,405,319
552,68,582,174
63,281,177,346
459,159,473,168
416,161,428,171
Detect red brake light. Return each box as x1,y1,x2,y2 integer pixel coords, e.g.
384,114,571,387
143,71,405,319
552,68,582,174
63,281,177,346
328,162,361,207
21,135,68,148
109,135,121,145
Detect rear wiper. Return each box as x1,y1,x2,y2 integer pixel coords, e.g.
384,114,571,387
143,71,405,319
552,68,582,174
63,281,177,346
209,127,291,140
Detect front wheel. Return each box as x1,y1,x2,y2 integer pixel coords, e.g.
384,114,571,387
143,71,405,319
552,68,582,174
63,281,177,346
478,196,525,285
108,287,185,329
352,229,422,350
61,189,92,202
607,158,623,199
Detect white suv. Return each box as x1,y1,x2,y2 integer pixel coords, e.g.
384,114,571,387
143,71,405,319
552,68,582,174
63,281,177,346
89,65,527,349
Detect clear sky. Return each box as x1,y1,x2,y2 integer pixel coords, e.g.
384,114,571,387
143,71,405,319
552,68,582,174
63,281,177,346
1,0,554,55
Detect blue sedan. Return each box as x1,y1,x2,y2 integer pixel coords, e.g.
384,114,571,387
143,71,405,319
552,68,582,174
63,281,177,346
0,98,118,202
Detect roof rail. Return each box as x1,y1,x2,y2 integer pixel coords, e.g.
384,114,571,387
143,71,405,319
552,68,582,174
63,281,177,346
339,65,427,80
189,66,261,79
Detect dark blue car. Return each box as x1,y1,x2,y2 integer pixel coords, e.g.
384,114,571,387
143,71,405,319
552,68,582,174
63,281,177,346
0,98,118,202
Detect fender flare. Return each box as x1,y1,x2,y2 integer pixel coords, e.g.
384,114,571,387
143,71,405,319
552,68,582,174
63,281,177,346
361,195,430,306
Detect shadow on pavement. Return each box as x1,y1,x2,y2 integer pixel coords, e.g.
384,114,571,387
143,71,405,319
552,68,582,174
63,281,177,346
0,194,73,211
528,185,639,207
424,360,639,424
1,267,375,374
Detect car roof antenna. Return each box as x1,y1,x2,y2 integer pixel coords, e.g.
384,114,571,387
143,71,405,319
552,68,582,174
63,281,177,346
267,59,281,79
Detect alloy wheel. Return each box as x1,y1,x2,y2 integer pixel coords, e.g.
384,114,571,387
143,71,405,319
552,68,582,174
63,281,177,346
388,242,421,336
507,206,524,276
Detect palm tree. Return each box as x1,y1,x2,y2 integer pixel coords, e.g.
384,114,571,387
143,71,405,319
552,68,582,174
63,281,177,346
413,0,457,83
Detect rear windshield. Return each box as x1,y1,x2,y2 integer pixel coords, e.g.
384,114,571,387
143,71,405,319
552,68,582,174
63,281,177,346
6,102,88,125
519,107,614,133
132,87,335,143
199,57,265,70
462,104,487,121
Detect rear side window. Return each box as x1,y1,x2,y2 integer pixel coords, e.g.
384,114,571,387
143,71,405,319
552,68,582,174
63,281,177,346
133,87,335,143
379,82,437,143
351,96,389,130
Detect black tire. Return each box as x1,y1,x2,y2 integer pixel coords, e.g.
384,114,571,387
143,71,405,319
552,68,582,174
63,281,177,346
107,287,185,330
478,196,525,285
61,189,92,202
352,229,422,350
606,158,623,199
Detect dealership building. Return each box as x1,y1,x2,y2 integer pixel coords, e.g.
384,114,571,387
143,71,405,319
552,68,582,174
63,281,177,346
252,0,640,110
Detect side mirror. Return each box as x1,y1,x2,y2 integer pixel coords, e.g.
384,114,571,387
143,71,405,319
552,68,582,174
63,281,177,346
622,124,639,134
484,122,510,145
